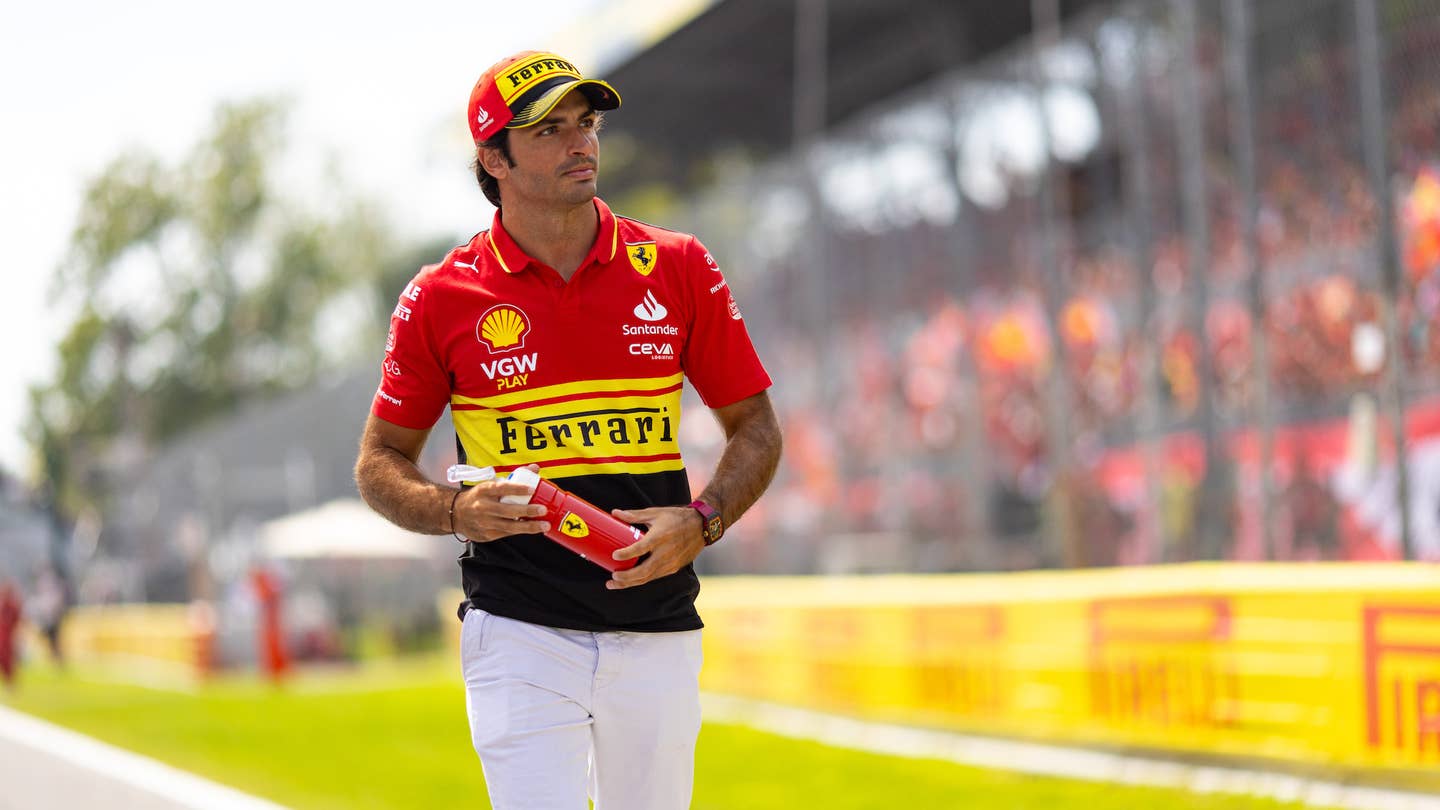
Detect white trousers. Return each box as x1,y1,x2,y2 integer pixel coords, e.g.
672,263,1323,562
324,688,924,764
460,607,704,810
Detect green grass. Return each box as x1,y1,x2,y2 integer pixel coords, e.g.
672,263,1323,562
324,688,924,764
3,658,1321,810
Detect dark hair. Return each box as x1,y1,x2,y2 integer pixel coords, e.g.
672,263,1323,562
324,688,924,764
472,129,514,208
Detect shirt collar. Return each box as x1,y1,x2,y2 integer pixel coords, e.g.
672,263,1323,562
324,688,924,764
485,197,619,275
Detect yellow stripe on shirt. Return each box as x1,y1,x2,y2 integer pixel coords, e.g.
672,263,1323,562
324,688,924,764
452,373,683,410
453,385,684,472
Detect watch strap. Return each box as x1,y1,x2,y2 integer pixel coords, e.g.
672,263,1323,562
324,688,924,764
689,499,724,545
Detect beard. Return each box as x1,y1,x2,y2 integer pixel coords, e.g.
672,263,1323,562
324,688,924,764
509,168,598,209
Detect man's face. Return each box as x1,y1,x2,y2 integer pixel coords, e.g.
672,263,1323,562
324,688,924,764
486,90,600,209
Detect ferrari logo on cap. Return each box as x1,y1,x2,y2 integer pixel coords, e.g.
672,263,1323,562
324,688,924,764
627,241,657,276
500,54,582,103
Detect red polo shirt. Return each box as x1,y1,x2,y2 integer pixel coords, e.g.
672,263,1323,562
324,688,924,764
373,197,770,631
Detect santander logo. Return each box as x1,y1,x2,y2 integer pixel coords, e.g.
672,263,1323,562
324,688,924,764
633,290,668,322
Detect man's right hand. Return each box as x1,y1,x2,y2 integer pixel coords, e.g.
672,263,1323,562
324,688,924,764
453,464,551,542
357,416,552,541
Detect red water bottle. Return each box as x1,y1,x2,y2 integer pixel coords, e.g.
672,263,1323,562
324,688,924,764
504,469,641,572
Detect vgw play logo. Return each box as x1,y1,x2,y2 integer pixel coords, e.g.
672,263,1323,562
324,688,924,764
476,304,539,390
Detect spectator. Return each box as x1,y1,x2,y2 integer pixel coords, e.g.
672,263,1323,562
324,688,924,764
0,580,22,690
31,567,68,668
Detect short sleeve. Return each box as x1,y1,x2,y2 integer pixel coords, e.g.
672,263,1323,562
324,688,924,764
679,237,772,408
372,270,451,429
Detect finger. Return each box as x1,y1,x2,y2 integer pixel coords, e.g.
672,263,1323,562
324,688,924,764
611,534,654,561
485,480,544,501
609,549,658,584
507,520,553,536
490,501,549,520
456,496,549,538
612,507,660,523
460,492,547,521
470,517,552,540
608,547,679,589
606,561,656,589
484,513,551,532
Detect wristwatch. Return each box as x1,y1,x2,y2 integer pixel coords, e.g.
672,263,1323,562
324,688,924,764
689,499,724,546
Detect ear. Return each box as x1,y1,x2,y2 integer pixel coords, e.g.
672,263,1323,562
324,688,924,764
478,145,511,180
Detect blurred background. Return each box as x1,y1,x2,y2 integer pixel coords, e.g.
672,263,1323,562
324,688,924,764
4,0,1440,806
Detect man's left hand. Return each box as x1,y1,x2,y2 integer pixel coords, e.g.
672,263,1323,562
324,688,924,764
605,506,705,590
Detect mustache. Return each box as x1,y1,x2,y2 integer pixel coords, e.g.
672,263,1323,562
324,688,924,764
560,158,597,173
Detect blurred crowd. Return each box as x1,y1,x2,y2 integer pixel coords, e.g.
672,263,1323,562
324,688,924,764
708,9,1440,572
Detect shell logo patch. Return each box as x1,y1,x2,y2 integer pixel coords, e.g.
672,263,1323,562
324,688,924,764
626,241,657,276
559,512,590,539
476,304,531,354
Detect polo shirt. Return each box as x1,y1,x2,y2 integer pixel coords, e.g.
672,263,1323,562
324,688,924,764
372,197,771,632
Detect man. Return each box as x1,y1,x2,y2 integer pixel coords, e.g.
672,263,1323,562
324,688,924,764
0,579,21,690
32,566,68,668
354,51,782,810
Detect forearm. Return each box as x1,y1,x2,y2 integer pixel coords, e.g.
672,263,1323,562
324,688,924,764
607,396,779,588
355,446,455,536
697,399,783,529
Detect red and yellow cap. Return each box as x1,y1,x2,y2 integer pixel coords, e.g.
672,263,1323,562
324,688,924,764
468,51,621,144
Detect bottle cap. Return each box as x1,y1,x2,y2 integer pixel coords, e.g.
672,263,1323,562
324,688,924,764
446,464,496,484
500,468,541,504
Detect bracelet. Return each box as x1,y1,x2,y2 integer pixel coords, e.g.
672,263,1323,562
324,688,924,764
449,488,466,542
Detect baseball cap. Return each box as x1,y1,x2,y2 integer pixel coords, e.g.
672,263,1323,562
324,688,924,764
468,51,621,144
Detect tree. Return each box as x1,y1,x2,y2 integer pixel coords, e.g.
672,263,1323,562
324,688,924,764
29,99,400,518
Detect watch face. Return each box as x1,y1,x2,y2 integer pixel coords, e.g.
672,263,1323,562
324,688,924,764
692,501,723,544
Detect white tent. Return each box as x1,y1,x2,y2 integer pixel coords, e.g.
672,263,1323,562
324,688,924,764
259,499,433,560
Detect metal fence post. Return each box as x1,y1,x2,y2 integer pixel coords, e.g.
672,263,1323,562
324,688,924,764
1031,0,1078,567
942,87,994,564
1223,0,1275,560
794,0,831,341
1113,5,1168,563
1355,0,1414,559
1170,0,1227,561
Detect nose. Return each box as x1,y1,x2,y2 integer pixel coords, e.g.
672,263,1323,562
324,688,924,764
567,125,596,156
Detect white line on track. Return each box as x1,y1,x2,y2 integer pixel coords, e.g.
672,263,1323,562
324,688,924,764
0,704,290,810
701,693,1440,810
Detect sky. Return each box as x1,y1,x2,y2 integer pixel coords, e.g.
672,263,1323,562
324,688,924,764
0,0,609,478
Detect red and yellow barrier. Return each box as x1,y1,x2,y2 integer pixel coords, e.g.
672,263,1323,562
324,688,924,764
40,564,1440,784
696,563,1440,786
33,603,214,680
